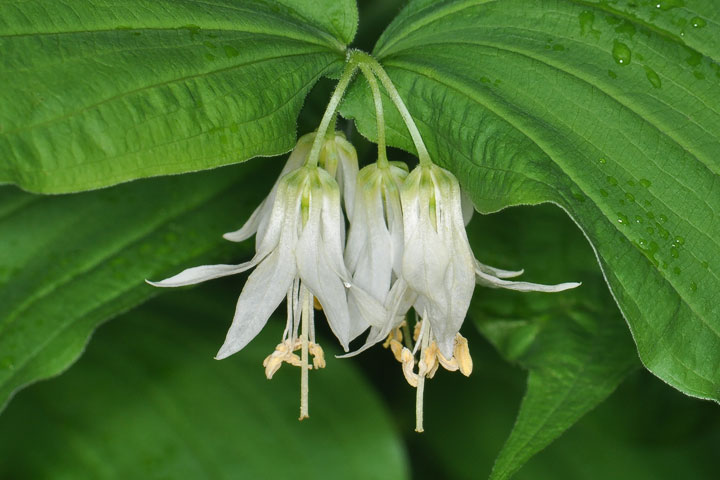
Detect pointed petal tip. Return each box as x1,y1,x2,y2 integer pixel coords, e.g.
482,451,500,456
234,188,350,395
214,345,235,360
145,279,168,288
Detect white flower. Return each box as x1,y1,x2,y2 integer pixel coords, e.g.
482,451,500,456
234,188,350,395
148,162,357,358
344,162,408,337
358,163,580,431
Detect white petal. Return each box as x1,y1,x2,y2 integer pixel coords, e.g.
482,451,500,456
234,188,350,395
296,188,352,350
215,249,297,359
146,262,255,288
475,268,581,292
475,259,524,279
340,279,415,358
222,198,269,243
224,134,311,244
334,135,359,219
461,189,475,226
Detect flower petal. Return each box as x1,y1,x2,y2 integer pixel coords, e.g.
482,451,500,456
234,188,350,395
215,248,297,359
296,179,353,350
146,262,255,288
475,268,581,292
334,135,359,219
475,259,524,279
223,134,311,244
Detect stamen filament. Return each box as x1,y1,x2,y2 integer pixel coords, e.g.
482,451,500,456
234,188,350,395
358,64,388,168
299,286,311,420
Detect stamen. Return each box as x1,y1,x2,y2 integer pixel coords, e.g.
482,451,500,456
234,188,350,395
415,319,431,433
299,286,311,420
383,322,405,362
400,347,418,387
454,333,473,376
309,342,326,369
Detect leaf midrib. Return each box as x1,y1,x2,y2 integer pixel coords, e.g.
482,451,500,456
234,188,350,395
0,175,245,395
376,58,720,346
2,50,334,137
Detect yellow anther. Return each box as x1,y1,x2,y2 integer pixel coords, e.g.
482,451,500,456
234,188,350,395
309,342,326,369
421,342,440,379
313,296,323,311
453,333,473,377
389,338,404,362
413,321,422,342
400,347,419,387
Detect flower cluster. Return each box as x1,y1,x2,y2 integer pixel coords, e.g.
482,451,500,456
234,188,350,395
148,54,579,430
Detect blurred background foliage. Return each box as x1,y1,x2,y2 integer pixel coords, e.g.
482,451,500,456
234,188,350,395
1,1,718,478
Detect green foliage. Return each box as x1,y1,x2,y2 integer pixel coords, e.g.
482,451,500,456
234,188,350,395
0,164,267,413
342,0,720,404
1,1,719,479
0,0,356,193
466,204,639,479
0,288,409,479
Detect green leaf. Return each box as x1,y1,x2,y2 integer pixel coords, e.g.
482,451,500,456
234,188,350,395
465,205,638,480
342,0,720,402
0,288,409,479
0,0,357,193
0,163,268,413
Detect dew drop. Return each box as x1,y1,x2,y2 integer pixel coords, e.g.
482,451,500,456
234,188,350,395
607,176,618,186
599,157,607,165
634,215,644,224
608,70,618,79
670,246,680,258
625,192,635,202
701,261,709,269
644,66,662,88
639,178,652,188
203,41,216,49
613,41,632,65
205,53,216,61
655,0,685,11
674,235,685,245
646,212,655,220
673,266,681,274
659,214,668,223
224,45,240,58
600,189,609,197
690,281,698,292
615,21,637,38
579,11,599,36
617,213,629,225
553,44,566,51
691,16,707,28
627,179,636,187
693,71,706,80
646,226,655,235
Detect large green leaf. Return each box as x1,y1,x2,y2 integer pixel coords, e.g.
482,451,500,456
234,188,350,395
0,163,267,413
0,0,357,193
0,288,409,479
466,205,638,480
342,0,720,402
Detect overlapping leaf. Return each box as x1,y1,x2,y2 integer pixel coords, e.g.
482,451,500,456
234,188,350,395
0,164,267,413
466,205,638,479
0,289,409,479
342,0,720,405
0,0,357,193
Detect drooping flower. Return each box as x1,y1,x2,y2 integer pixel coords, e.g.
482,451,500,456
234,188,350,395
344,161,408,336
357,163,581,431
147,134,365,419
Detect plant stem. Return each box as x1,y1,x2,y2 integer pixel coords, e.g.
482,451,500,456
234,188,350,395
306,61,359,167
361,55,431,166
358,64,388,167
